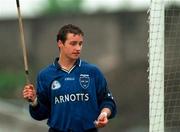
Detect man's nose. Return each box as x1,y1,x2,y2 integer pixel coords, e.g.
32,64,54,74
76,44,82,51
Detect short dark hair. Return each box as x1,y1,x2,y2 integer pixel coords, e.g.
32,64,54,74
56,24,84,43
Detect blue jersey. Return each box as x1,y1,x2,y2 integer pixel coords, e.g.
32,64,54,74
29,58,116,132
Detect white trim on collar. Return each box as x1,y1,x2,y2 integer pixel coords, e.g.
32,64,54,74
61,65,76,74
79,60,82,67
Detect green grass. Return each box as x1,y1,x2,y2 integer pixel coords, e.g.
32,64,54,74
0,71,25,98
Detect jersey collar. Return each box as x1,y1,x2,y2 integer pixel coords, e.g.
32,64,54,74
53,57,81,70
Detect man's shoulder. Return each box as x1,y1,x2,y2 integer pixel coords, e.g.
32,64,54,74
38,63,55,76
80,60,100,71
81,60,96,68
80,60,105,79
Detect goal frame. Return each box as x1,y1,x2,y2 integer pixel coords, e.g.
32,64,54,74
149,0,164,132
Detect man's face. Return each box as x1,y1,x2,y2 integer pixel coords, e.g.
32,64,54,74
58,33,83,60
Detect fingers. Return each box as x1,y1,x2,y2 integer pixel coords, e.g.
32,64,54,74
94,112,109,128
23,84,36,102
94,118,108,128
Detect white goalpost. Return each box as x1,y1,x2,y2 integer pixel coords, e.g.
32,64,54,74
149,0,180,132
149,0,164,131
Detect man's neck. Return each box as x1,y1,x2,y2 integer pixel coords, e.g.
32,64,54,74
58,56,76,71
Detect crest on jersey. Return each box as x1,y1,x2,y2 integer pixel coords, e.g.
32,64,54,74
79,74,90,89
51,80,61,90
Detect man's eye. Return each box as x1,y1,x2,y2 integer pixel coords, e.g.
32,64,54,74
79,42,83,46
70,42,76,45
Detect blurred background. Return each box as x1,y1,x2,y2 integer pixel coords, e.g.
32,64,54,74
0,0,149,131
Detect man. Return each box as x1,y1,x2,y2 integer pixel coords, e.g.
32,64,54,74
23,24,116,132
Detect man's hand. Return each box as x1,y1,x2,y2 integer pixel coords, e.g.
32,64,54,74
94,112,109,128
94,108,111,128
22,84,37,105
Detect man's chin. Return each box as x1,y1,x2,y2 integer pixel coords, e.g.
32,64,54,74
70,56,79,60
72,55,80,59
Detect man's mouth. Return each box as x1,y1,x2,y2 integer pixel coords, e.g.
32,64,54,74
73,52,80,55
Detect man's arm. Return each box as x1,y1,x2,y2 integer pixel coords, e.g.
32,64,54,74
23,84,49,120
95,67,117,127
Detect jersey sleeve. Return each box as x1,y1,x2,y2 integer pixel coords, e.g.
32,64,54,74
95,68,117,119
29,72,51,120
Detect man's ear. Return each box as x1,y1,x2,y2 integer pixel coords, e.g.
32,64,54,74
57,40,63,48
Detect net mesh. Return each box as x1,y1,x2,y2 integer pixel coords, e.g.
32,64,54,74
165,1,180,131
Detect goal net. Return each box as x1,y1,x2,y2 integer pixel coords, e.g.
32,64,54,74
149,0,180,132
